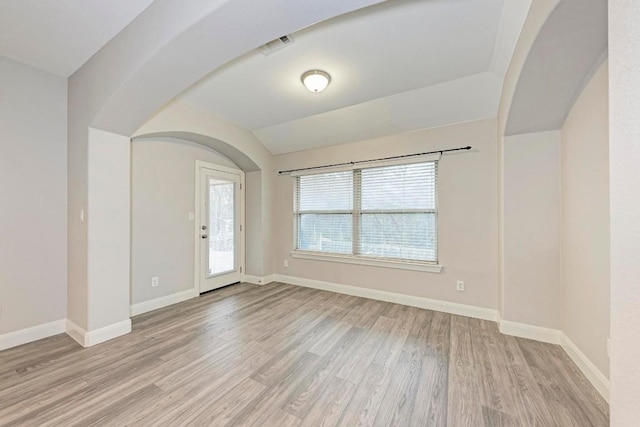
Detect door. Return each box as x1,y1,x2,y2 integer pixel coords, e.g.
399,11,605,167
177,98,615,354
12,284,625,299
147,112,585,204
196,162,244,293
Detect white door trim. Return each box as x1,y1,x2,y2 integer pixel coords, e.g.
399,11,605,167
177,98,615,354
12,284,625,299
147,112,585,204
194,161,245,294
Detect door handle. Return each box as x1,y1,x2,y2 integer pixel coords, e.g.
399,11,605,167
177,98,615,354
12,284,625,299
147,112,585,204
201,235,208,239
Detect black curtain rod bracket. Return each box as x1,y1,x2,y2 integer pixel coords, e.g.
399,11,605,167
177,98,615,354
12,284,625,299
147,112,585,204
278,145,472,175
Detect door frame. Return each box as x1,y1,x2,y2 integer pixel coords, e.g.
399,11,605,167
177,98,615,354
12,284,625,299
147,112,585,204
194,160,245,294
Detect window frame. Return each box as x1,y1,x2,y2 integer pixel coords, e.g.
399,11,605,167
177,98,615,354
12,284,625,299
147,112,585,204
291,155,442,273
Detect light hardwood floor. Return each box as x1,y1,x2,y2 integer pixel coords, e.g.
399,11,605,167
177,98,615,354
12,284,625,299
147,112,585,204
0,282,609,426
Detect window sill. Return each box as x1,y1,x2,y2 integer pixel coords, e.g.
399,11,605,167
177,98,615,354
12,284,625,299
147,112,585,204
290,251,443,273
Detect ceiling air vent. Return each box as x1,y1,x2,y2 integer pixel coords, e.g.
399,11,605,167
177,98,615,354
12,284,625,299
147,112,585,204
258,35,295,56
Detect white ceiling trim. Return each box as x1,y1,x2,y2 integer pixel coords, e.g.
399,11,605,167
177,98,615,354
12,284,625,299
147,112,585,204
489,0,532,77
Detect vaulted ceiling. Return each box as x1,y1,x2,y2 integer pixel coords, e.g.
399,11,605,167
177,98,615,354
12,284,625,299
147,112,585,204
180,0,531,154
505,0,608,136
0,0,535,154
0,0,155,76
0,0,609,155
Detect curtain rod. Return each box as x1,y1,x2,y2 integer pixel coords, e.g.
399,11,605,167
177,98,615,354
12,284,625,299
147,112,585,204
278,145,472,175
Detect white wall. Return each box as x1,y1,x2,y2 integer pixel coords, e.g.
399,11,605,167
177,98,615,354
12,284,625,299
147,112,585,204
86,129,131,332
0,56,67,335
273,119,499,309
503,131,562,329
134,101,274,278
561,61,610,378
609,1,640,423
67,71,90,331
131,138,238,305
245,170,264,277
496,0,561,318
66,0,382,337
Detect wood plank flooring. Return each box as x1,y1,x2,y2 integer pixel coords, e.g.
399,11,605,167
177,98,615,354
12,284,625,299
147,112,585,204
0,282,609,426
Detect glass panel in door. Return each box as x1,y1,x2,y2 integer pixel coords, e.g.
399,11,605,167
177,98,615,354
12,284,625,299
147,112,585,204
208,178,235,277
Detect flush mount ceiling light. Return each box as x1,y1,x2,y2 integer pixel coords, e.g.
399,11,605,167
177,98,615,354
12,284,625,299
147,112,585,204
301,69,331,93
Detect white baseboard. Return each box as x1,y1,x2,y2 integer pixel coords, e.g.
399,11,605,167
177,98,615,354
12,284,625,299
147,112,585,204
561,334,610,402
0,319,67,351
1,276,608,404
242,275,265,285
497,316,609,402
274,274,608,402
85,319,131,347
273,274,498,321
65,320,86,347
130,289,199,316
242,274,276,286
66,319,132,347
498,318,563,344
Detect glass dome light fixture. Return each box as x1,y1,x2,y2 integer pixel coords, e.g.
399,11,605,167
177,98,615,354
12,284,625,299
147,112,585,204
301,69,331,93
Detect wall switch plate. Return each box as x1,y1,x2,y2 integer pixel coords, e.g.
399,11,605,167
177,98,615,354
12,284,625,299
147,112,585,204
284,260,289,268
607,338,610,357
188,212,195,221
456,280,465,292
80,209,85,222
151,276,159,287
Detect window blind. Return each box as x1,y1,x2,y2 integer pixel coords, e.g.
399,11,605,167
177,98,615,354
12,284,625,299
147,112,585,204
293,160,438,263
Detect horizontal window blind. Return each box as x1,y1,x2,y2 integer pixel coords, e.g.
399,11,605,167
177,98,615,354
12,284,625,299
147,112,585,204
359,162,437,261
293,161,438,263
295,171,353,254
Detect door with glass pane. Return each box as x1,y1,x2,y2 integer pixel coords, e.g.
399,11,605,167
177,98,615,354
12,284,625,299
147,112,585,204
197,164,244,293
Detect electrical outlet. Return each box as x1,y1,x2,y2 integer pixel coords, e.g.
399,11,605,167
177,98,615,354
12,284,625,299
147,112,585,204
151,276,159,287
456,280,465,292
284,259,289,268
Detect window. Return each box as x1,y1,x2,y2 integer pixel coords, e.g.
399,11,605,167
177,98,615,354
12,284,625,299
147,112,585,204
293,159,439,269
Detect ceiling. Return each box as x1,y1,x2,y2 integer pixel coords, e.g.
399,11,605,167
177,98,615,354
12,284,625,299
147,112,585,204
0,0,155,76
505,0,608,136
0,0,532,151
180,0,531,154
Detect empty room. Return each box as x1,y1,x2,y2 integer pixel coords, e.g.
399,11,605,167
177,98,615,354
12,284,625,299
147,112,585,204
0,0,638,425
